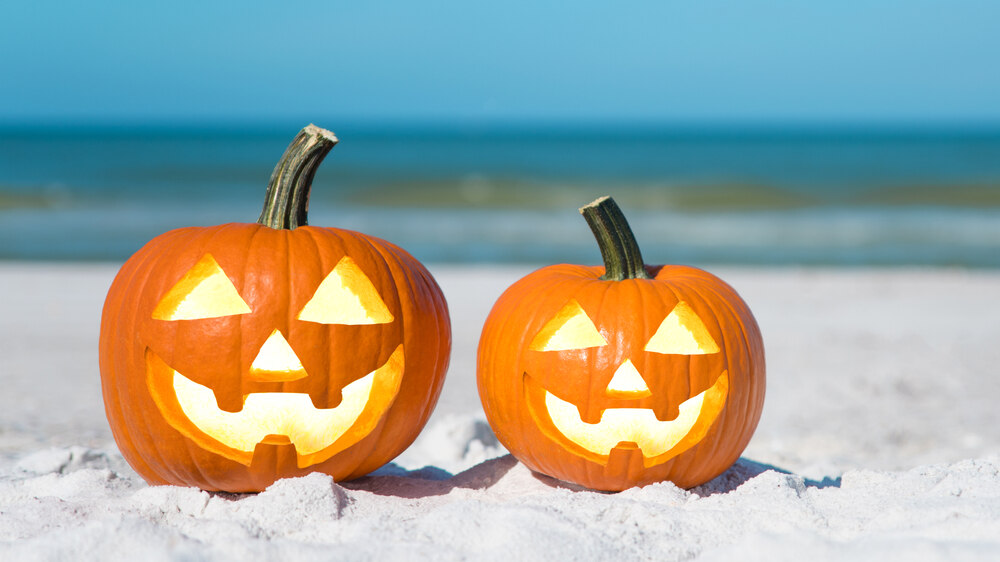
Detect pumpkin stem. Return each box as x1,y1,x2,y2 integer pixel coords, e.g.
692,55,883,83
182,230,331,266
257,124,339,229
580,196,650,281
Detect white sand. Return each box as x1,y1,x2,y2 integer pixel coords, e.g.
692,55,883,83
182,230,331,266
2,263,999,560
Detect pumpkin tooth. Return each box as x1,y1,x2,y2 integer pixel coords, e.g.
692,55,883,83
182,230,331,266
213,385,246,413
544,384,711,458
653,402,681,423
148,345,408,472
578,404,604,425
170,370,378,458
311,388,342,410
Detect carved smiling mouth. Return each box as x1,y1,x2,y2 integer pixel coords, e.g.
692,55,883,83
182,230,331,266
524,370,729,467
146,345,404,468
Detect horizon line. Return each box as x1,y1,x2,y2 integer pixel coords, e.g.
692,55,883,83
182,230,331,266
3,117,1000,139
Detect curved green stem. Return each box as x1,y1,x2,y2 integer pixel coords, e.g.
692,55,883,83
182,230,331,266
258,124,339,229
579,196,650,281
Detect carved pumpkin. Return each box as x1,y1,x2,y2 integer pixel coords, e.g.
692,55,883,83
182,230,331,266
99,125,451,492
477,197,764,491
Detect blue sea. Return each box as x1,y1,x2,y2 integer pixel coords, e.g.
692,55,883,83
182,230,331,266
2,124,999,267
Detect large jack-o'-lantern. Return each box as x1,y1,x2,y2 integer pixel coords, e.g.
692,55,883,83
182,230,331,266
100,125,451,492
477,197,764,491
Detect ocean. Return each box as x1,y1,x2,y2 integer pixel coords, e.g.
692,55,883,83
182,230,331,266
2,124,999,267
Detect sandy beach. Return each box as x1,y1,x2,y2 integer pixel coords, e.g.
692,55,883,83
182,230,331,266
2,262,999,560
4,0,1000,558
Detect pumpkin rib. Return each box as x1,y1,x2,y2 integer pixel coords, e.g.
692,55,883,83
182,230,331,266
127,247,182,480
101,242,145,472
181,420,219,490
379,239,449,428
101,236,169,483
419,261,449,405
672,282,734,483
697,278,765,473
695,284,756,486
478,276,529,452
112,229,193,486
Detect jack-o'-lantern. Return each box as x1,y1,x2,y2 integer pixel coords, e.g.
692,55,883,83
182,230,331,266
477,196,764,491
100,125,451,492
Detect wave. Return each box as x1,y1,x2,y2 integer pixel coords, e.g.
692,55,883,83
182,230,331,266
3,127,1000,265
2,201,999,267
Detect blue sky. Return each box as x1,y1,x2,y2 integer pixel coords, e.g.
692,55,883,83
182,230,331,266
2,1,998,125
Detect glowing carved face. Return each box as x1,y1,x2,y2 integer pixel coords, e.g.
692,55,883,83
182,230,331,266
145,253,404,468
523,299,729,468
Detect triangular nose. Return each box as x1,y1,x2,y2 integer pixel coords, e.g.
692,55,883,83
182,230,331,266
249,330,307,382
606,359,651,398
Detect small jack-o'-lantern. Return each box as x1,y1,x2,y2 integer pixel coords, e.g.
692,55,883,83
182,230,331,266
478,197,764,491
100,125,451,492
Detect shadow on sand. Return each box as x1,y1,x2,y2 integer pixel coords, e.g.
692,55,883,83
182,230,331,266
339,455,840,499
340,455,521,499
690,457,841,497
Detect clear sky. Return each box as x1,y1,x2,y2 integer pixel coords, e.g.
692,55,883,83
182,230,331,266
2,1,998,126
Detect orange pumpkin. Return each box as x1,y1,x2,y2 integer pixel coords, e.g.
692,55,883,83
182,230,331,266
477,196,764,491
99,125,451,492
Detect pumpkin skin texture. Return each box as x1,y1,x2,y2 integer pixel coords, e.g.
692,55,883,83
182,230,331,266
99,126,450,492
477,197,764,491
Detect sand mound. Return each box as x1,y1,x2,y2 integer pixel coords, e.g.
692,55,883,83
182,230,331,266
2,416,998,561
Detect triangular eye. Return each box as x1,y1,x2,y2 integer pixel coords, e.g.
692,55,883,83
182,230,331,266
529,299,608,352
152,254,252,321
298,256,394,325
645,301,720,355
